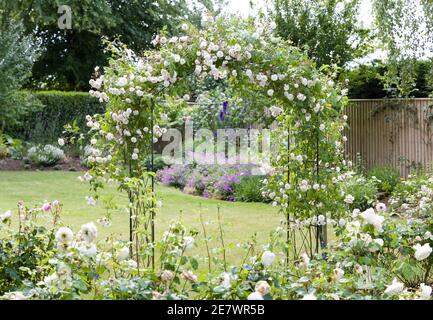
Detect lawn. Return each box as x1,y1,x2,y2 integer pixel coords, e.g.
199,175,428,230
0,171,281,265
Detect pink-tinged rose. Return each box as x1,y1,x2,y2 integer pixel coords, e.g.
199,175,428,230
42,202,51,212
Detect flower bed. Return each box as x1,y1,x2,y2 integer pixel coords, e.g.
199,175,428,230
157,162,258,201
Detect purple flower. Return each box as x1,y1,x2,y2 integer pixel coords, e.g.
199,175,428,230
223,101,228,112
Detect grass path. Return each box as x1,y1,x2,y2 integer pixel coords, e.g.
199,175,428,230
0,171,281,265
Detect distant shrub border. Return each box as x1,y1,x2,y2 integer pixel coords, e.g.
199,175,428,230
10,91,105,143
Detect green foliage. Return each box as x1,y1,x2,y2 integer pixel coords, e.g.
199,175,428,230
8,91,105,144
143,154,168,172
0,203,59,294
346,60,433,99
367,166,401,194
234,176,268,203
390,172,433,208
271,0,371,68
346,62,388,99
342,174,378,211
0,19,39,131
0,133,8,159
372,0,433,97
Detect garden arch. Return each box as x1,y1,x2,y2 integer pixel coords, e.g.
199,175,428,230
84,15,348,268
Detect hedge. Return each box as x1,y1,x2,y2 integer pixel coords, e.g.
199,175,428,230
10,91,105,143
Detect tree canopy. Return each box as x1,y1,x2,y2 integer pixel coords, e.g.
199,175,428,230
271,0,371,68
0,0,226,91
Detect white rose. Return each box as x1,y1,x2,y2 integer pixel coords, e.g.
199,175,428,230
384,278,404,295
58,138,65,146
374,238,384,247
261,250,276,267
55,227,74,244
360,208,384,232
221,272,232,289
117,246,129,261
344,194,354,204
79,222,98,243
419,283,432,300
334,267,344,281
247,292,264,300
299,252,310,268
183,236,194,250
255,281,271,296
414,243,432,261
302,293,317,300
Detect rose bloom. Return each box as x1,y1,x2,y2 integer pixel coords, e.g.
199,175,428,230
117,246,129,261
161,270,174,283
414,243,432,261
247,292,264,300
384,278,404,295
255,281,271,296
261,251,275,267
55,227,73,244
42,202,51,212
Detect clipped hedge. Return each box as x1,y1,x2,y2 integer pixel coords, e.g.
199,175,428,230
10,91,105,143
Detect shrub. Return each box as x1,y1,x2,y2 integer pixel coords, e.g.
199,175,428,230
143,154,168,172
8,91,105,144
157,164,192,189
0,134,8,159
342,174,378,211
0,202,59,294
0,21,39,133
368,166,401,194
389,172,433,211
27,144,65,166
234,176,268,202
156,163,261,202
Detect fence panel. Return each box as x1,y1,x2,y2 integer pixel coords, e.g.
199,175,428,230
344,99,433,177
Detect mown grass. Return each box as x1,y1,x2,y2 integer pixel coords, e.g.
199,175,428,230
0,171,282,265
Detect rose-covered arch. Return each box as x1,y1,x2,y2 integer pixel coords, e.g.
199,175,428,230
80,14,348,267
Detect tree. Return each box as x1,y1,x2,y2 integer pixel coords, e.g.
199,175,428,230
372,0,433,97
0,17,39,131
271,0,371,68
1,0,225,91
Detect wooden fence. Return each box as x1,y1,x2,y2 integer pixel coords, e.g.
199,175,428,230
344,99,433,177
